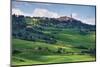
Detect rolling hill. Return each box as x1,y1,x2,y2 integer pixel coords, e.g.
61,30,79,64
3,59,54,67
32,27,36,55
12,15,96,66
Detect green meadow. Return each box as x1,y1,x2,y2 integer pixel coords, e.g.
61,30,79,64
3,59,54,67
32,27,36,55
12,27,96,66
12,15,96,66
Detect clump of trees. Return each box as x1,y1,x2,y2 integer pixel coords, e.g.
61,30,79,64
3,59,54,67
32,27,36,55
12,15,57,44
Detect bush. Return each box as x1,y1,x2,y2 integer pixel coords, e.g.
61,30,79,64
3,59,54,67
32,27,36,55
56,48,65,54
12,49,21,54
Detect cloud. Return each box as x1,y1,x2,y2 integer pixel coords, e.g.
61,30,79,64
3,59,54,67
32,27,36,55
82,18,95,25
12,9,95,25
12,8,23,15
72,13,79,18
12,8,60,18
12,8,32,17
32,8,60,18
72,13,95,25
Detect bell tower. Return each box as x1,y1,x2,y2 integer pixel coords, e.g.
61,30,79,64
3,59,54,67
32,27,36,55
70,14,72,22
70,13,72,18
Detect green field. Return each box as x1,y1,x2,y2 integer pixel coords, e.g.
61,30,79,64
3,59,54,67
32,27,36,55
12,14,96,66
12,29,96,66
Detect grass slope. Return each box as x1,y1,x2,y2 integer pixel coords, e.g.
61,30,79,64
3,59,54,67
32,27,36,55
12,31,96,66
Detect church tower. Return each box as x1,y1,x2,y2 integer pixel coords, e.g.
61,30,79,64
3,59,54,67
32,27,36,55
70,13,72,18
70,14,73,22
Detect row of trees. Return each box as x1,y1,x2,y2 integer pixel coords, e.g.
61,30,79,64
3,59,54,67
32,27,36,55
12,14,95,32
13,46,96,56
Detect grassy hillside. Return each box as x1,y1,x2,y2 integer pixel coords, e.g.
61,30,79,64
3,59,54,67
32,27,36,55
12,15,96,66
12,38,95,66
12,30,96,65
